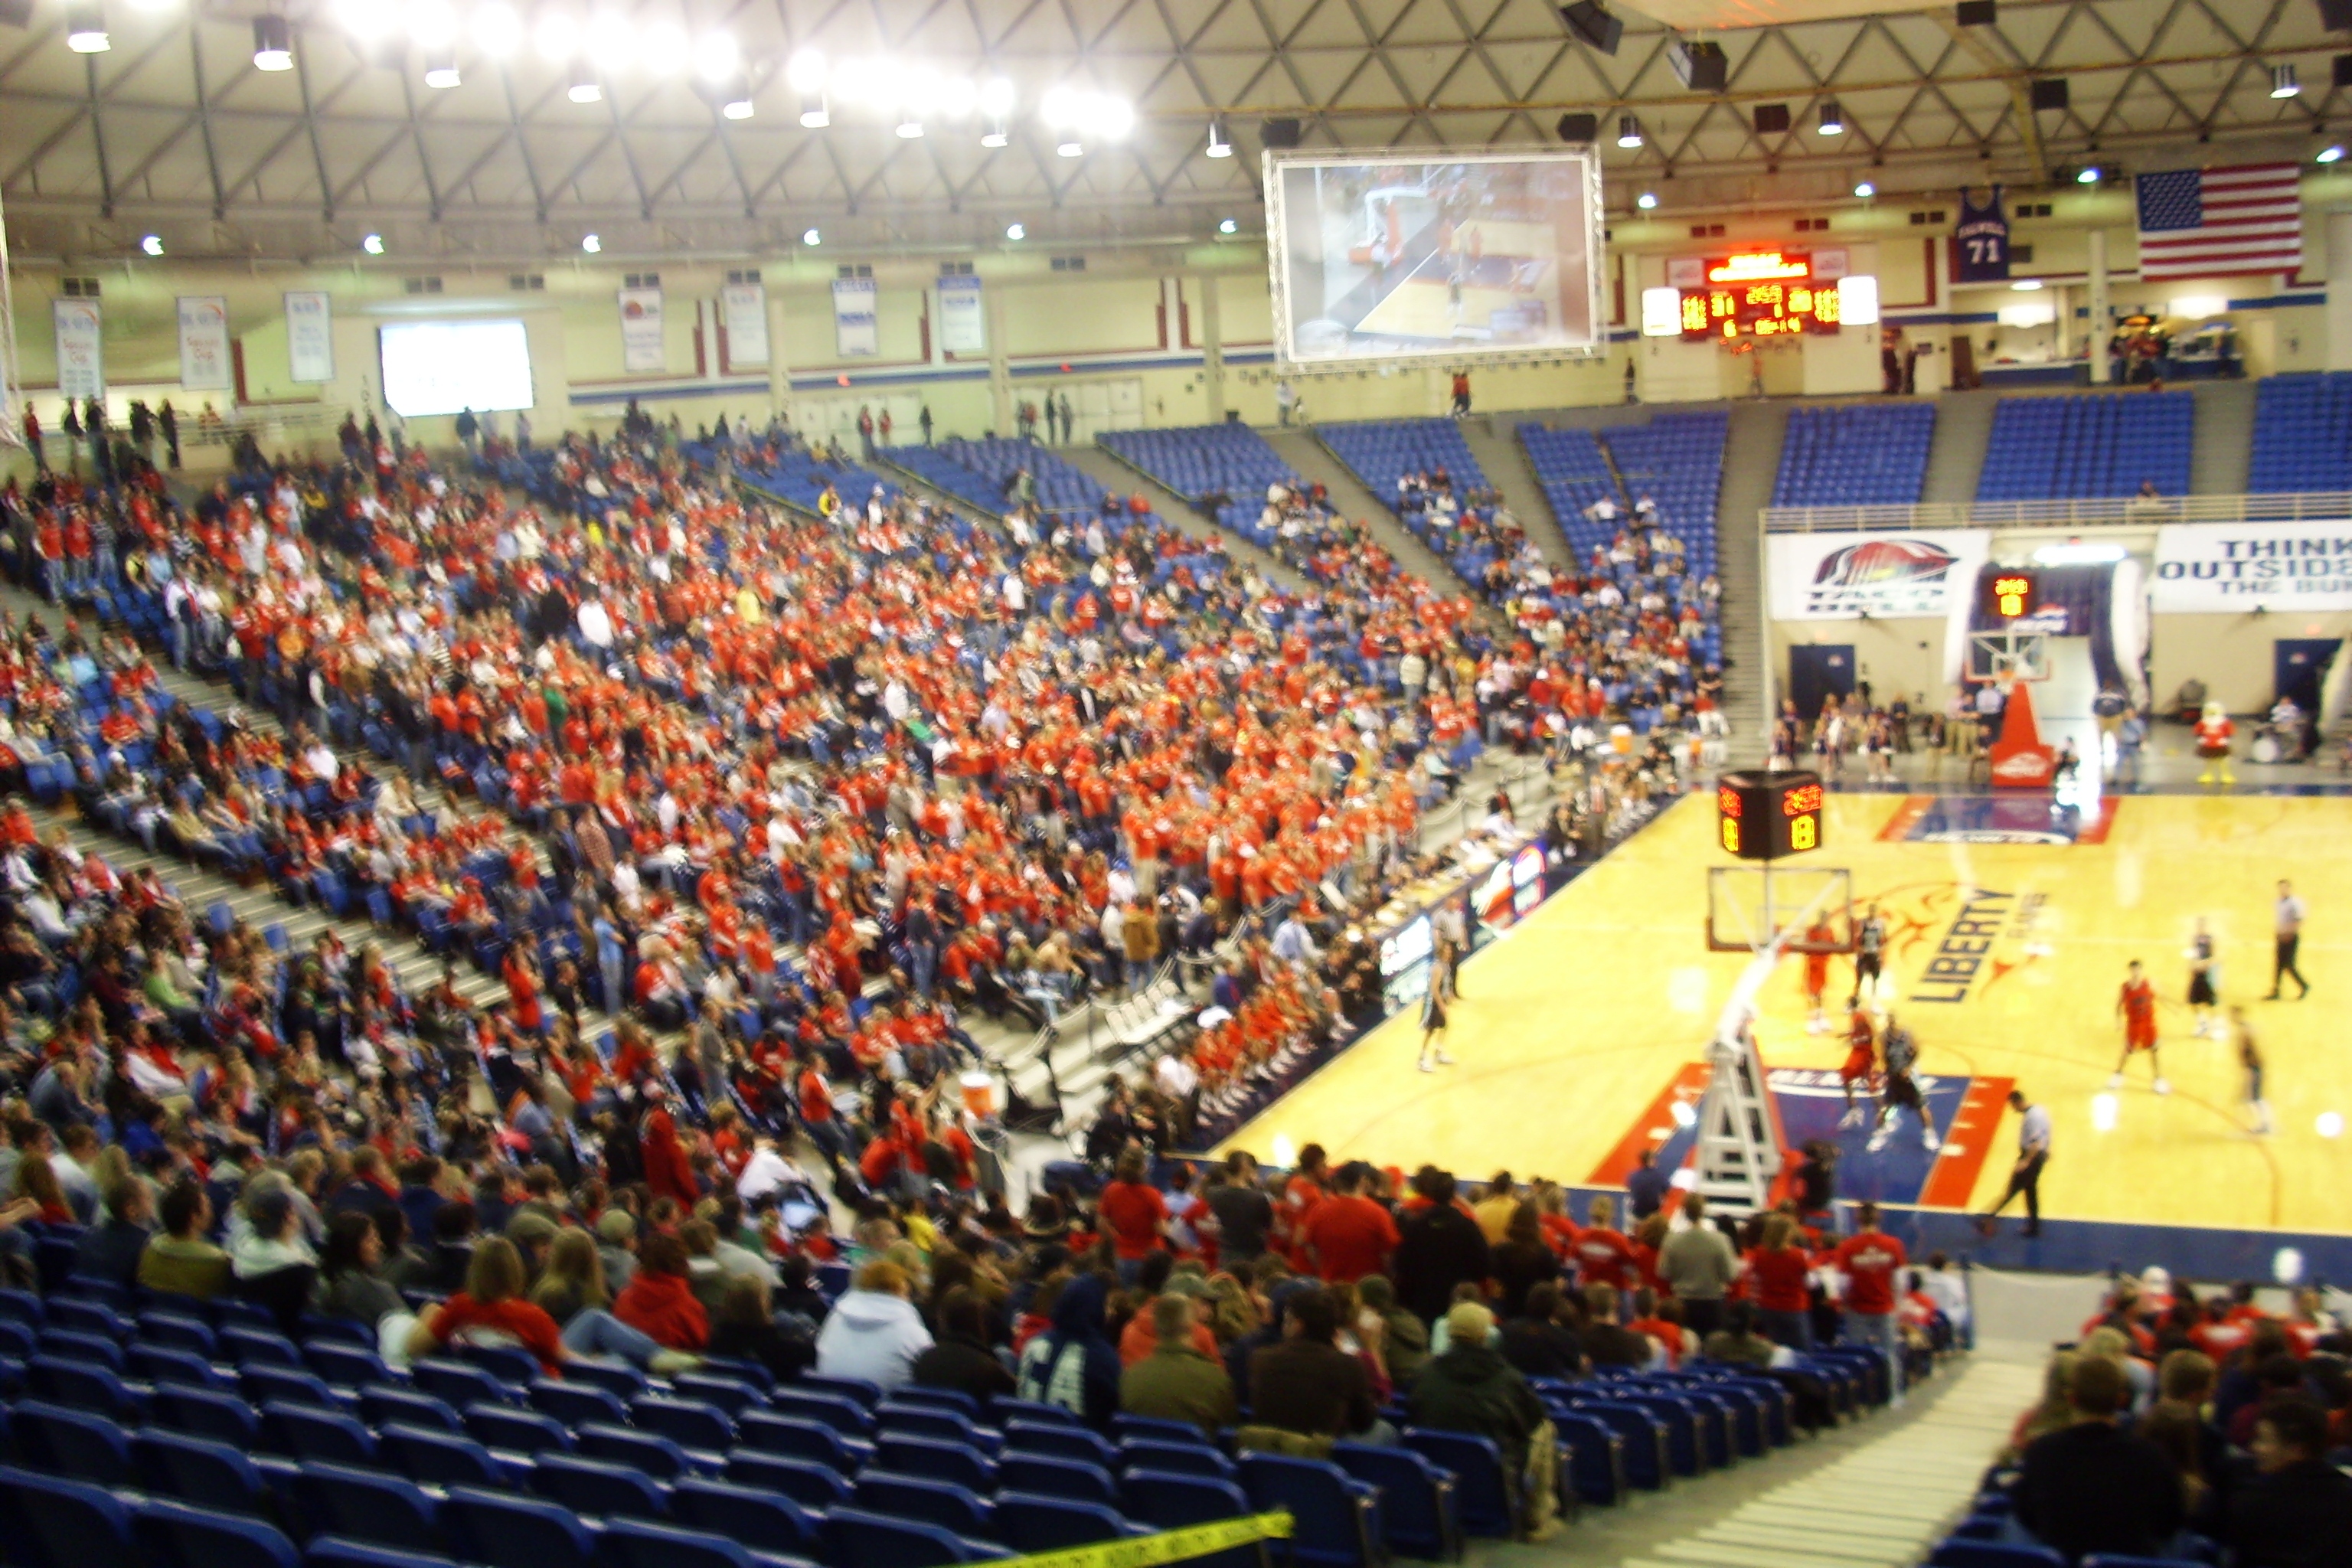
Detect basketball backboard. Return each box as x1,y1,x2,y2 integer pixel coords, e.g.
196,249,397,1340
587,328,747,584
1966,630,2052,688
1706,865,1853,954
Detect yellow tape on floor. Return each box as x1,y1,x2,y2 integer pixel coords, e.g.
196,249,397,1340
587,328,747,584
988,1511,1294,1568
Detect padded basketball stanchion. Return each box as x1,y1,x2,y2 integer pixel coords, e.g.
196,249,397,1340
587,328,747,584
1988,678,2058,788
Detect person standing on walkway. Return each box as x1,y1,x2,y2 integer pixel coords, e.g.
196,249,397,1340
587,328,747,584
1831,1202,1909,1406
2267,879,2309,1000
1657,1193,1737,1338
1980,1088,2050,1238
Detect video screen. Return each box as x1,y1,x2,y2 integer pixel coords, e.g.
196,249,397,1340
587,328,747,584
1266,150,1606,366
379,319,535,418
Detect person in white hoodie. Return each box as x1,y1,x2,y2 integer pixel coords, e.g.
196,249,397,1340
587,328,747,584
813,1260,933,1390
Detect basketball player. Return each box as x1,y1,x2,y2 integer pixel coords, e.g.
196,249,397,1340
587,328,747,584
2232,1005,2270,1135
1851,903,1888,1008
2186,917,2220,1037
1868,1014,1939,1152
2111,958,2168,1094
2194,700,2235,786
1802,920,1836,1034
1838,1008,1879,1129
1417,980,1452,1073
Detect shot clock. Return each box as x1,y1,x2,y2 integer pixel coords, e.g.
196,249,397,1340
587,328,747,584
1983,569,2038,621
1717,769,1827,861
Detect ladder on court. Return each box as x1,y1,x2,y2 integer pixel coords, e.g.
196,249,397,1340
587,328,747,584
1692,1022,1782,1214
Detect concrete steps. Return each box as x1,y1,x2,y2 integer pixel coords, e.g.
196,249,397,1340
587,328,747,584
1714,400,1788,750
1920,389,2001,506
1259,427,1469,591
1054,444,1308,594
1457,416,1568,565
2189,379,2256,495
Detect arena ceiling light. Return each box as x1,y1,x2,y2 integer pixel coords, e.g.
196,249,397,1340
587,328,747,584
1818,100,1843,136
140,234,164,255
471,2,521,56
692,31,737,83
2272,63,2301,97
580,232,600,252
362,232,385,254
802,227,821,246
1853,179,1875,198
531,11,576,64
638,22,688,75
1219,217,1238,234
1206,116,1232,158
897,113,924,138
252,14,292,70
407,0,456,49
568,64,601,103
2320,143,2347,162
979,77,1014,146
1636,191,1657,208
423,53,461,88
720,82,753,119
789,48,829,127
2076,165,2102,183
583,11,633,73
1041,85,1135,158
2011,278,2042,289
1005,221,1025,240
64,0,108,52
1615,114,1642,148
2032,541,2125,565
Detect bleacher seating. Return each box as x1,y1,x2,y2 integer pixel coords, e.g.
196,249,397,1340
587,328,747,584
1975,391,2194,501
1316,419,1503,582
1517,426,1616,528
1097,424,1297,544
885,437,1097,517
720,446,897,514
0,1272,1878,1567
2248,371,2352,492
1772,403,1936,508
1519,410,1726,584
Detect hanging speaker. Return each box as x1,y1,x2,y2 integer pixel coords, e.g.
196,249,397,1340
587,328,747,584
1261,118,1302,149
2336,51,2352,84
0,0,31,26
1956,0,1996,24
2029,78,2069,111
1560,0,1622,54
1753,103,1791,134
1671,38,1728,92
1556,112,1599,143
2321,0,2352,31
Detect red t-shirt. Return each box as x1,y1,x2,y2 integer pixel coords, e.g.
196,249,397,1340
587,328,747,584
1574,1227,1636,1289
1097,1180,1168,1260
1747,1246,1813,1313
1302,1194,1401,1282
1833,1230,1909,1316
432,1292,566,1374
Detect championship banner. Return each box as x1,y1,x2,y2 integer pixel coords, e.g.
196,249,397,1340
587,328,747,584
832,277,878,358
285,290,335,384
2151,518,2352,612
1767,529,1992,620
720,282,769,368
177,296,233,390
939,274,985,354
52,299,103,400
619,286,665,373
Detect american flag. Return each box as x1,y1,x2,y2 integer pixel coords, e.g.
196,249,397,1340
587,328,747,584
2134,164,2304,279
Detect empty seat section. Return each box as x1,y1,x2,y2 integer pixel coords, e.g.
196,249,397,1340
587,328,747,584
1771,402,1936,507
1975,390,2194,501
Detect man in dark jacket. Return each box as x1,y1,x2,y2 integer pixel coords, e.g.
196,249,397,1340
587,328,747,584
1245,1286,1376,1443
73,1176,153,1289
2015,1356,2187,1562
1407,1302,1561,1542
910,1289,1016,1402
1393,1171,1490,1324
2227,1396,2352,1568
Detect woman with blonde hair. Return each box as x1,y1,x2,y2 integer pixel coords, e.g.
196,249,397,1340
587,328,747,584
2079,1324,2154,1412
531,1227,612,1321
413,1231,691,1374
2006,1349,2080,1460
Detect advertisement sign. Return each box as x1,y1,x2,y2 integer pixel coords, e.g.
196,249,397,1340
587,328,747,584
618,286,665,374
177,296,232,391
284,290,335,383
1768,529,1993,620
2151,519,2352,612
720,282,768,368
938,275,985,355
53,299,103,400
832,278,878,358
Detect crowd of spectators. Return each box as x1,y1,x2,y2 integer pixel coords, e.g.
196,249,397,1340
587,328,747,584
1993,1268,2350,1566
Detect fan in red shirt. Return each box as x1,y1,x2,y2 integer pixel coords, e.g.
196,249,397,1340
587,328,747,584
1831,1203,1909,1403
1095,1149,1169,1273
1300,1164,1401,1282
1745,1213,1818,1349
404,1235,568,1374
1572,1194,1637,1294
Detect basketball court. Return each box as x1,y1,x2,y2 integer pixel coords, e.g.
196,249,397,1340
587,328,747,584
1215,788,2352,1238
1348,217,1563,342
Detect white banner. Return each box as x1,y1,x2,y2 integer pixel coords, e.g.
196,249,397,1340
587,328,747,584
832,278,878,358
176,296,232,391
2151,518,2352,612
53,299,103,400
618,286,665,374
1768,529,1992,621
720,283,768,368
284,290,334,384
938,276,984,355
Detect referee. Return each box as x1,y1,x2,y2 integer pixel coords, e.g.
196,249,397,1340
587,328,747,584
1980,1089,2051,1239
2267,878,2310,1000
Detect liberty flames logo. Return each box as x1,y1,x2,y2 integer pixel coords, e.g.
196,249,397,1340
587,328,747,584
1804,538,1962,616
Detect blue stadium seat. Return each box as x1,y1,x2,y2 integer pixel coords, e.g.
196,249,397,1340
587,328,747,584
0,1463,136,1568
1394,1428,1514,1539
578,1422,702,1481
376,1424,508,1489
669,1478,823,1558
995,1452,1118,1507
854,1472,994,1538
1237,1452,1383,1568
261,1400,378,1466
528,1379,630,1429
442,1488,596,1568
874,1432,996,1492
823,1508,1011,1568
1121,1439,1236,1479
132,1429,270,1516
991,1492,1135,1553
738,1411,868,1472
724,1452,856,1512
292,1462,445,1556
132,1498,300,1568
630,1396,737,1452
11,1397,133,1486
1117,1469,1259,1568
463,1403,574,1457
1003,1421,1117,1468
531,1454,671,1522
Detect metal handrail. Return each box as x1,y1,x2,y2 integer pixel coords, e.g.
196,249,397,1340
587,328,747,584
1761,492,2352,534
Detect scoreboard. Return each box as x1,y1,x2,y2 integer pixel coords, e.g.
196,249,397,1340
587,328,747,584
1717,769,1826,861
1678,250,1844,342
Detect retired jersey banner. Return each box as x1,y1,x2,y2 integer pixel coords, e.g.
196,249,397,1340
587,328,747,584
2151,519,2352,612
832,278,878,358
285,290,335,384
53,299,103,400
1768,529,1992,620
938,275,985,355
720,282,768,368
618,286,665,373
177,296,232,390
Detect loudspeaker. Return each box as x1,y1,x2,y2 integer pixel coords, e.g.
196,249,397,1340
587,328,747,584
1556,112,1599,143
1672,38,1729,93
2336,51,2352,84
1261,118,1302,149
2029,77,2069,111
0,0,31,28
2321,0,2352,31
1753,103,1791,134
1955,0,1996,24
1560,0,1622,54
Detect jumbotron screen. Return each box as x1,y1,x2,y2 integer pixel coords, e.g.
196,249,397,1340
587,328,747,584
1266,149,1607,366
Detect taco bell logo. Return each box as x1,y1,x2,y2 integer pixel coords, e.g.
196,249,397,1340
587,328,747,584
1805,537,1962,616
